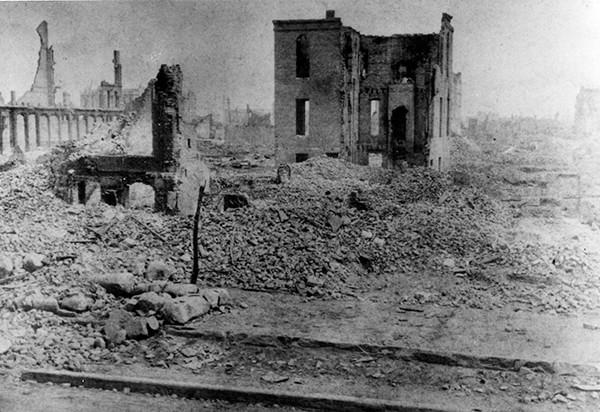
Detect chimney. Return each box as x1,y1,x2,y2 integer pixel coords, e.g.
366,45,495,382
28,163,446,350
113,50,122,87
326,10,335,19
10,91,16,105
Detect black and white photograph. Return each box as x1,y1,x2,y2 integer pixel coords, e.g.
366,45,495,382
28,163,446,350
0,0,599,410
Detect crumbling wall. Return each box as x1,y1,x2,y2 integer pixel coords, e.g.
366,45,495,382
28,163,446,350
56,63,209,215
18,21,56,107
122,81,154,155
357,33,439,167
341,27,362,163
152,65,183,171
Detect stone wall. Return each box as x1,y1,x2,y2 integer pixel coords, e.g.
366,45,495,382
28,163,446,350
273,15,344,163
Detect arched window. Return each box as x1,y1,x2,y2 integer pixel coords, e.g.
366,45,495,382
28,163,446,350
296,35,310,78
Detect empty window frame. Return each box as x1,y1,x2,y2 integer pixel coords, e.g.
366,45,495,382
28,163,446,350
296,35,310,78
296,99,309,135
370,99,380,136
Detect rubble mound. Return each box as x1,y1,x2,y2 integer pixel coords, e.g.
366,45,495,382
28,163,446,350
180,157,512,296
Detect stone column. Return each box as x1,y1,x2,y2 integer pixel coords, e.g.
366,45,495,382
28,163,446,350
34,113,41,147
75,115,80,139
23,113,30,151
84,116,89,134
56,114,62,143
67,114,72,140
46,115,52,146
8,109,17,150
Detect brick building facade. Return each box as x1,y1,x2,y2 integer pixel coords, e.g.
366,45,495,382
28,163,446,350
273,11,457,170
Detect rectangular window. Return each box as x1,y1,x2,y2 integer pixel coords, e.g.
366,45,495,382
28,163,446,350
187,138,191,149
296,35,310,78
295,153,309,163
370,100,380,136
326,152,339,158
438,157,442,171
296,99,309,135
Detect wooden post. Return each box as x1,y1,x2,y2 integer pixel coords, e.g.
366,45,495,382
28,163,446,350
191,184,205,285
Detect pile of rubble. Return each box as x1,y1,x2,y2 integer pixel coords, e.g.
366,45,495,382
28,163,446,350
167,157,510,296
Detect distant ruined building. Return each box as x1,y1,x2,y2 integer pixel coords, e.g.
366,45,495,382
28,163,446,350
574,87,600,136
18,21,57,107
0,21,122,154
273,10,459,170
80,50,144,109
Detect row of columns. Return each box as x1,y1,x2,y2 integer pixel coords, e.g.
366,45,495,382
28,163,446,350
0,109,119,154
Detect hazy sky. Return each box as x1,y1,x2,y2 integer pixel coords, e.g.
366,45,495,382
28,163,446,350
0,0,598,120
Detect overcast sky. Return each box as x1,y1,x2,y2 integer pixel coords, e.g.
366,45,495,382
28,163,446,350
0,0,598,120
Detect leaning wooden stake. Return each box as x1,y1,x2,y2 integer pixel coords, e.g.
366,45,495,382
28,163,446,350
191,184,205,285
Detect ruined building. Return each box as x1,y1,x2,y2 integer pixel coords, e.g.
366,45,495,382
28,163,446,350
80,51,144,109
574,87,600,137
273,11,457,170
62,65,209,215
1,21,121,154
18,21,57,107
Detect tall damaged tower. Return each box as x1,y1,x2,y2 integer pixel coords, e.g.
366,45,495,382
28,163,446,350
18,21,56,107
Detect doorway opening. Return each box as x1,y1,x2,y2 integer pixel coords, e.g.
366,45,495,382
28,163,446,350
391,106,408,142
